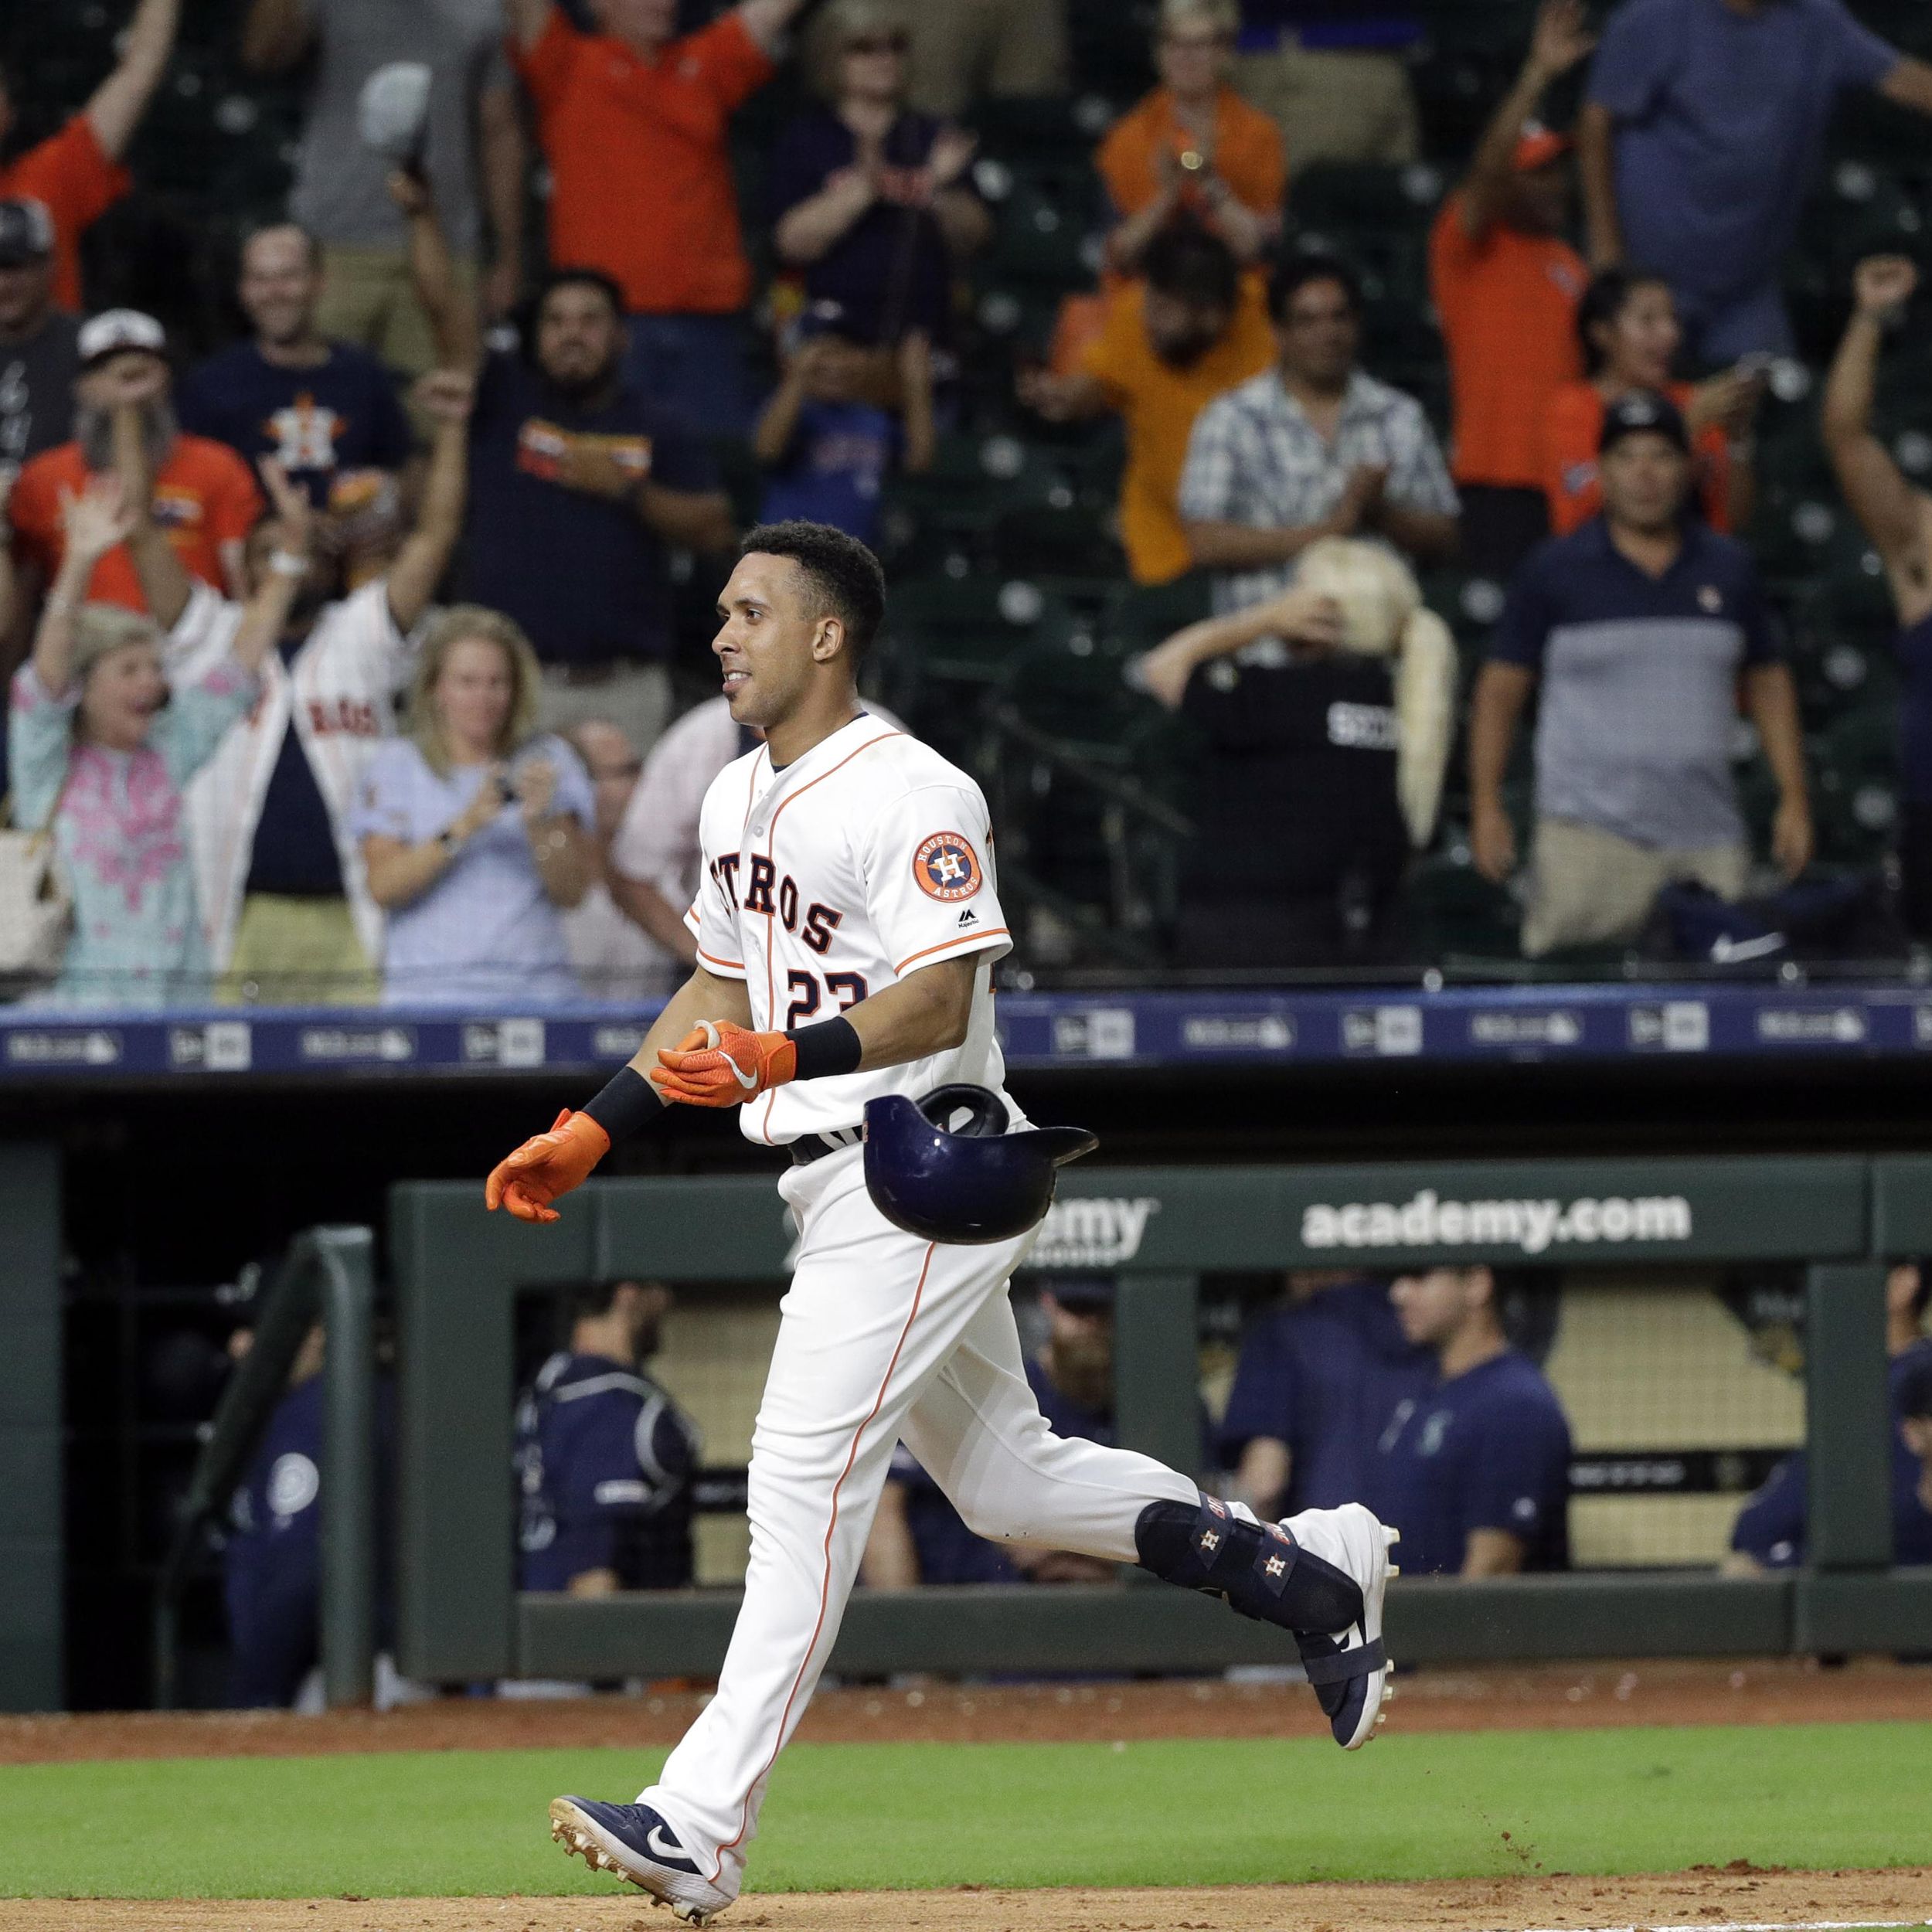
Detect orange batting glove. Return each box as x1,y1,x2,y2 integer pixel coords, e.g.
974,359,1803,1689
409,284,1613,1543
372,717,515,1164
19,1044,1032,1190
485,1108,611,1223
651,1020,798,1108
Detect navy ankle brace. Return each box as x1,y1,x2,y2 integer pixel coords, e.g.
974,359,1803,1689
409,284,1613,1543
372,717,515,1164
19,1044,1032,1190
1133,1497,1362,1636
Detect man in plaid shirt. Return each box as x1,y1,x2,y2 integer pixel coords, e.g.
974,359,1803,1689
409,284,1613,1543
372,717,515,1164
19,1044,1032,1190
1179,253,1459,618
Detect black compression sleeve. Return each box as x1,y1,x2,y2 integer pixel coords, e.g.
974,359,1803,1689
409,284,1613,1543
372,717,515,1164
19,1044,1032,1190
580,1065,664,1141
786,1014,863,1081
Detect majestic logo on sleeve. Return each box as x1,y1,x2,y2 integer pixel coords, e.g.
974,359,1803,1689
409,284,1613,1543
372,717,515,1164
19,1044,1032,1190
913,832,982,902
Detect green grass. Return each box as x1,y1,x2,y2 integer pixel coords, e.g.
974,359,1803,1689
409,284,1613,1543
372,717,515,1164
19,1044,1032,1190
2,1723,1930,1898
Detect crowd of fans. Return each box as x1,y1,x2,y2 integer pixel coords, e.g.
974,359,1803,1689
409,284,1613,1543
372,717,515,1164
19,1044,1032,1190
6,0,1932,1005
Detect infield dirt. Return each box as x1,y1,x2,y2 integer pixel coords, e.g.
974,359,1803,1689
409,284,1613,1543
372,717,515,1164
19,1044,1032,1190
2,1868,1930,1932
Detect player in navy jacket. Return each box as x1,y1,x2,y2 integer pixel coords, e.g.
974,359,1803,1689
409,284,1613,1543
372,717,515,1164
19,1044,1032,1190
515,1279,699,1594
223,1321,396,1705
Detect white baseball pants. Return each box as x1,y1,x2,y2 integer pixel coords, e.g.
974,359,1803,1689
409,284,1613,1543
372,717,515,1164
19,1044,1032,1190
640,1142,1198,1893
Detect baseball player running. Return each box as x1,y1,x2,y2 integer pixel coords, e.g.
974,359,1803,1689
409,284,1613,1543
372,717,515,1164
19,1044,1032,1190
485,521,1398,1924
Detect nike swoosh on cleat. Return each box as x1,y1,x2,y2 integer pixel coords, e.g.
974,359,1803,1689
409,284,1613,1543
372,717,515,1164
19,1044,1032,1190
647,1825,689,1863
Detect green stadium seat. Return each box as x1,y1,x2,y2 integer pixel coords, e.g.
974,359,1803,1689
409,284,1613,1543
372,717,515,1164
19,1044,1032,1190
1811,701,1903,863
992,501,1126,580
1408,846,1522,961
1111,573,1214,651
1289,162,1446,233
1410,0,1539,58
975,157,1107,292
1068,0,1156,97
876,432,1072,573
968,94,1114,164
995,619,1147,751
885,573,1070,675
877,575,1080,764
1421,567,1509,645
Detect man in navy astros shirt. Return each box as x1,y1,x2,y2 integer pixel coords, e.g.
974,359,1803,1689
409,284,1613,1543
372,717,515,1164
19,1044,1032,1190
1375,1265,1572,1576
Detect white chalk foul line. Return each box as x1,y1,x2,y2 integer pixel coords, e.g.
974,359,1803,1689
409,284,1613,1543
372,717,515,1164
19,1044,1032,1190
1519,1920,1932,1932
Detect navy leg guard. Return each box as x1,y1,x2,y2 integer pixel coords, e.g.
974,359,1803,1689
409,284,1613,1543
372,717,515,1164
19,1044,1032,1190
1135,1498,1388,1738
1133,1497,1360,1635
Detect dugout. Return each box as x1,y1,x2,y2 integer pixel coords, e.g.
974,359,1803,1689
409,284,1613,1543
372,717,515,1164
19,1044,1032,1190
364,1154,1932,1696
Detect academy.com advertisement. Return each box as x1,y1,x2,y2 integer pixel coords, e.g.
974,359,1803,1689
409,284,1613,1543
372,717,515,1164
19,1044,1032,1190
1027,1182,1699,1266
1298,1187,1695,1257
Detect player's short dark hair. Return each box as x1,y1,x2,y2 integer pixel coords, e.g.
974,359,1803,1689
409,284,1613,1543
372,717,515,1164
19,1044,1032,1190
1576,264,1672,376
1488,1265,1562,1356
1490,1262,1561,1299
740,520,887,665
1267,250,1362,327
1900,1259,1932,1323
559,1279,634,1325
1142,219,1239,313
534,265,628,322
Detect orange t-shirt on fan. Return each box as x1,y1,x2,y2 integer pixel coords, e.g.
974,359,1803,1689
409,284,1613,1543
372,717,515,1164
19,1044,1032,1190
9,438,262,610
1080,279,1277,584
0,117,131,312
1097,86,1286,230
1429,191,1587,492
1542,381,1733,536
514,10,774,316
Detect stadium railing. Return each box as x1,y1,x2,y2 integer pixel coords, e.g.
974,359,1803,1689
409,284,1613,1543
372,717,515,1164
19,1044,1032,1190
152,1225,377,1710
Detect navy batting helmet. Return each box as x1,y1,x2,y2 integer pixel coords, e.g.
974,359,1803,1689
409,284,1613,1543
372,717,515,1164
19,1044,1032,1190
862,1084,1097,1245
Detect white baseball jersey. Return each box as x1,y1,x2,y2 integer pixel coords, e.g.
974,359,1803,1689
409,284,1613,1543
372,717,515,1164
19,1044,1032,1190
683,713,1012,1147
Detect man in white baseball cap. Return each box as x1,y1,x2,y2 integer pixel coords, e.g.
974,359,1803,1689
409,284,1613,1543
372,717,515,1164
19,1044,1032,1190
77,308,169,369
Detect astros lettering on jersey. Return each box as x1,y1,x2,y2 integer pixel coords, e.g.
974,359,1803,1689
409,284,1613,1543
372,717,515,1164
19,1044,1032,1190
685,713,1012,1146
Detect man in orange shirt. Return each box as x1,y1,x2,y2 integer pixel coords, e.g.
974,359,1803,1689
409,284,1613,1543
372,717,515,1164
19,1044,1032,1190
1021,222,1274,587
0,0,182,312
10,311,261,616
507,0,810,434
1428,0,1594,582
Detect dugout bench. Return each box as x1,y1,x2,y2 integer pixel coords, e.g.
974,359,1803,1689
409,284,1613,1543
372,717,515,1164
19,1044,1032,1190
370,1155,1932,1698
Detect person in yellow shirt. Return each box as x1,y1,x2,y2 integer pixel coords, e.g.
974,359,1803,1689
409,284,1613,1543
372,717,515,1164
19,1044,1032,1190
1018,221,1275,585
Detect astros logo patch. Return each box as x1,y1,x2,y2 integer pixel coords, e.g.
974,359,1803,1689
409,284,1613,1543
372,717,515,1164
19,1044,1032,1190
914,832,982,901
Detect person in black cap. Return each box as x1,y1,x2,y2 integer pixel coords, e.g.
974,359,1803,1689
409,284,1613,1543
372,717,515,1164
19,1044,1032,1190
1468,388,1812,954
0,202,81,493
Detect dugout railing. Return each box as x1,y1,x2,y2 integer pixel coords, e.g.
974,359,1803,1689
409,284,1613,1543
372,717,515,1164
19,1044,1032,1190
152,1225,379,1710
379,1155,1932,1699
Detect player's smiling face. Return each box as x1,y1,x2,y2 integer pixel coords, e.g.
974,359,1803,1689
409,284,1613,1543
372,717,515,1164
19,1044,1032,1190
713,553,833,730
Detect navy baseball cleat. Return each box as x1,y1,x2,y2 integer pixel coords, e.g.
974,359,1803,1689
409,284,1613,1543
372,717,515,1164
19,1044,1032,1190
1281,1502,1400,1750
549,1796,735,1924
